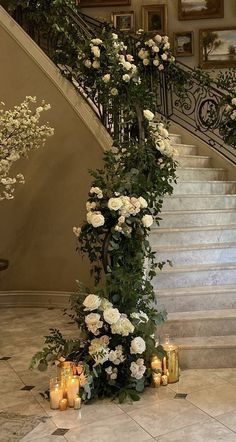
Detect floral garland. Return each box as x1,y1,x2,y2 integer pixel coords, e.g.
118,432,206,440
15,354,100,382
0,96,54,201
31,29,177,403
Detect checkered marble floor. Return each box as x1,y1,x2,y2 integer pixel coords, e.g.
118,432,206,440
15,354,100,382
1,307,236,442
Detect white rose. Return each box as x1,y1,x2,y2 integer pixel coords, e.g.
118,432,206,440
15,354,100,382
143,109,155,121
90,211,105,228
83,294,101,311
145,39,155,47
91,46,100,58
86,201,96,211
163,36,169,43
100,298,113,311
231,97,236,106
85,312,101,325
111,88,118,96
130,337,146,354
123,61,132,71
126,54,134,62
154,34,162,43
91,38,103,45
142,214,153,228
158,64,164,71
153,59,160,67
143,59,150,66
108,197,123,211
122,74,130,82
84,59,92,68
111,315,134,336
164,42,170,49
138,49,149,60
112,33,118,40
92,60,100,69
161,53,168,61
102,74,110,83
103,307,120,325
152,45,160,53
138,197,148,209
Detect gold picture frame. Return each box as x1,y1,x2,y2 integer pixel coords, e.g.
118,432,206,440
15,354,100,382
174,31,194,57
178,0,224,21
141,4,167,35
77,0,131,7
199,27,236,69
111,11,135,33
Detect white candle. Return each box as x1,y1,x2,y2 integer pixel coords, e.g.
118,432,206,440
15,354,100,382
74,397,81,409
67,376,80,407
161,374,168,386
50,386,63,409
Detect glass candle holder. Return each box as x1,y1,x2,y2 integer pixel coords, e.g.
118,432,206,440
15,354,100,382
67,375,80,407
50,378,63,410
150,354,162,372
162,336,179,384
58,361,74,397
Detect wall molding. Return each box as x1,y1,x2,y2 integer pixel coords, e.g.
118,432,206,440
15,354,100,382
0,291,72,308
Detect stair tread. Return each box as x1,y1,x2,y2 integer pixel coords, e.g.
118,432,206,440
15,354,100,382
178,167,225,171
167,309,236,321
157,262,236,273
174,154,211,159
153,242,236,252
152,224,236,233
171,143,196,148
174,335,236,349
164,194,236,198
159,208,236,215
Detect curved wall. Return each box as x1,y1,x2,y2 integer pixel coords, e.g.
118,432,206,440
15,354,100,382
0,7,111,293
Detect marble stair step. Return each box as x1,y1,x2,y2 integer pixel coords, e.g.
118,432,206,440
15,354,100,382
171,143,198,156
169,133,182,144
174,154,211,168
175,335,236,369
173,181,236,195
156,285,236,313
162,194,236,210
154,263,236,289
158,209,236,228
177,167,227,181
154,242,236,266
159,309,236,338
151,225,236,246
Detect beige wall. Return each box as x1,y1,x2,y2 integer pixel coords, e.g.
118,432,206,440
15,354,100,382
0,20,107,292
80,0,236,69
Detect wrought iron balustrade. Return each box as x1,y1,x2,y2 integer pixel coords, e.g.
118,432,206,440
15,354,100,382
8,4,236,165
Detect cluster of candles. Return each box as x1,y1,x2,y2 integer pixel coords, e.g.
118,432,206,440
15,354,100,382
150,340,179,387
50,362,81,411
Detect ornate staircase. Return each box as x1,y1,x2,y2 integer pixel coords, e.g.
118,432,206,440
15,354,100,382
152,133,236,369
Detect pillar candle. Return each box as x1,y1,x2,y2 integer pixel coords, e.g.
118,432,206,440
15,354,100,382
67,376,80,407
50,378,63,410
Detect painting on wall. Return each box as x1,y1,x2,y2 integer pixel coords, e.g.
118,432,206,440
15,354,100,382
76,0,131,7
200,27,236,69
111,11,135,32
174,31,194,57
178,0,224,20
141,5,167,35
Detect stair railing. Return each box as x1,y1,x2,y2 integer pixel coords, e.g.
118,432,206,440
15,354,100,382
9,4,236,165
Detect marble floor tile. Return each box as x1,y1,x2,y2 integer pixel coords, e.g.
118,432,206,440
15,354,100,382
216,409,236,433
118,387,175,412
187,384,236,417
127,398,208,437
24,436,67,442
65,413,153,442
167,369,229,394
156,418,236,442
20,418,57,441
213,368,236,386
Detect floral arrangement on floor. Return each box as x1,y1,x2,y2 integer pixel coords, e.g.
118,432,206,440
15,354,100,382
31,26,177,403
0,96,54,201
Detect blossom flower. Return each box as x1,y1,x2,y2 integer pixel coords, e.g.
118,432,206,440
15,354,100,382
89,212,105,228
142,214,153,228
130,337,146,354
85,313,103,335
89,338,109,364
108,197,123,211
92,60,100,69
91,38,103,45
108,345,125,365
91,46,100,58
105,366,118,379
111,315,134,336
153,59,160,67
72,226,81,237
102,74,111,83
154,34,162,43
86,201,96,211
84,59,92,68
110,88,118,96
83,294,101,311
138,197,148,208
143,109,155,121
143,59,150,66
90,186,103,198
130,359,146,380
231,97,236,106
122,74,130,82
161,53,168,61
103,307,120,325
100,298,113,311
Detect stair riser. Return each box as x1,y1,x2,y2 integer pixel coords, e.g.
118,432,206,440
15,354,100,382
158,211,236,228
178,169,227,181
154,268,236,289
175,157,211,168
159,317,236,337
151,229,236,247
169,134,182,144
162,195,236,211
157,292,236,313
179,347,236,369
173,182,236,195
172,145,198,155
155,247,236,266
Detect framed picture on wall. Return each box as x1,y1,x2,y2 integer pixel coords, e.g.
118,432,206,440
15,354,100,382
199,27,236,69
76,0,131,6
141,5,167,35
111,11,135,32
178,0,224,21
174,31,194,57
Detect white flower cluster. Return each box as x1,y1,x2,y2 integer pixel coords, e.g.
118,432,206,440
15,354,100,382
137,35,175,71
83,293,148,380
108,194,153,232
0,97,54,201
225,97,236,120
149,121,175,158
118,54,140,84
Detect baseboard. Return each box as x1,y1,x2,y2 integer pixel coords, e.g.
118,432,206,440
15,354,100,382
0,291,72,308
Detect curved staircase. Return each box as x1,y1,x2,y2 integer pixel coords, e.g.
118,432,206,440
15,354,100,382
152,133,236,368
